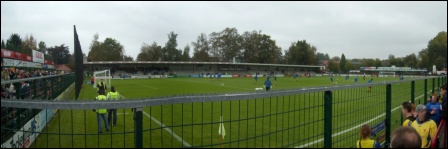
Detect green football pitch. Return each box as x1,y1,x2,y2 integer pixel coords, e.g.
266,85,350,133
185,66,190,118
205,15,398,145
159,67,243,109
32,76,432,148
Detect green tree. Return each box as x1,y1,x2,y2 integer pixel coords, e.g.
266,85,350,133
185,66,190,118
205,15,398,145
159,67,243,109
241,31,280,63
123,55,133,61
374,58,383,68
331,56,340,61
192,33,211,62
1,40,5,49
163,31,181,61
316,52,330,63
87,33,101,62
328,60,339,73
340,53,346,73
87,33,126,61
209,27,243,62
137,42,163,61
98,38,125,61
241,30,260,63
38,41,47,54
403,53,418,68
181,44,190,61
21,34,37,55
418,31,447,70
361,58,375,67
344,60,353,72
285,40,316,65
47,44,71,64
6,33,22,52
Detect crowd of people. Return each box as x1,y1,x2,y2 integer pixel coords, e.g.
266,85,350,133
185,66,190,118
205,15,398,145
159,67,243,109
357,82,447,148
1,67,72,141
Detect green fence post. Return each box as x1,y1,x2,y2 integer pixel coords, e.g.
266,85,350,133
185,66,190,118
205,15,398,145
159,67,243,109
385,84,392,147
432,78,435,95
411,81,415,103
134,107,143,148
33,80,37,99
424,79,427,105
324,90,332,148
438,77,440,89
51,78,55,100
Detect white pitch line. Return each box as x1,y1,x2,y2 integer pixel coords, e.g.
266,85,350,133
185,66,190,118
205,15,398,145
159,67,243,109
142,111,192,147
169,79,252,91
130,82,158,90
295,93,426,148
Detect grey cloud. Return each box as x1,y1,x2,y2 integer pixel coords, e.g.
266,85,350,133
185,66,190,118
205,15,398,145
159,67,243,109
1,1,446,60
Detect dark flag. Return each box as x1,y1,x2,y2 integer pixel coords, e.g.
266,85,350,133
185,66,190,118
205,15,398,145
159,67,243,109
74,25,83,100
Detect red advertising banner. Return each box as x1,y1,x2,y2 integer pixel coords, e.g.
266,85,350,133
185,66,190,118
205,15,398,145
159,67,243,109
22,54,32,62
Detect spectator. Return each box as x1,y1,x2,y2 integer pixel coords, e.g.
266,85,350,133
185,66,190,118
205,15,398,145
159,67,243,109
7,83,16,99
441,83,447,120
356,124,381,148
20,82,30,99
390,126,422,148
426,92,442,126
411,104,437,148
401,101,415,127
94,90,109,133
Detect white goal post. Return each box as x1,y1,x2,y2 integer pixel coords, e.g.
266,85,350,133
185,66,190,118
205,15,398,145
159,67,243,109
93,70,112,89
379,71,396,77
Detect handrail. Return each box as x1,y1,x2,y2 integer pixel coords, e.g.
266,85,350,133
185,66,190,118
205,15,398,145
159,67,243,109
0,76,441,110
431,119,446,148
1,73,73,85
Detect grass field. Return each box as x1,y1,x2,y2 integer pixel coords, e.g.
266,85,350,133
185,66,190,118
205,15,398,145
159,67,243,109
30,75,438,148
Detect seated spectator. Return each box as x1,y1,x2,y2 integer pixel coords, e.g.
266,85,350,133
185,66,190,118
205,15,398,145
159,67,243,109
390,126,421,148
401,101,415,127
411,104,437,148
426,92,442,126
356,124,381,148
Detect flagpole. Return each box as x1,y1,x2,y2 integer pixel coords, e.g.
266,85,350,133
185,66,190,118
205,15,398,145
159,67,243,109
220,116,223,148
221,134,223,148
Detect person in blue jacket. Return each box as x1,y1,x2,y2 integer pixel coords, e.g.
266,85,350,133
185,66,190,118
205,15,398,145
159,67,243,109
426,93,442,126
264,76,272,91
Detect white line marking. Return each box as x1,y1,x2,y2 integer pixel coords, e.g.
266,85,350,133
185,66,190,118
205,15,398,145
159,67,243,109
169,79,252,91
143,111,192,147
130,82,158,89
121,95,190,147
295,93,427,148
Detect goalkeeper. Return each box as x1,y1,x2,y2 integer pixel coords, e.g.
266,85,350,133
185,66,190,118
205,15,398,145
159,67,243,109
264,76,272,91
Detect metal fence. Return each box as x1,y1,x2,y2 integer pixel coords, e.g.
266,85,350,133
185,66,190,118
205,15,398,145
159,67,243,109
1,75,446,148
1,73,75,148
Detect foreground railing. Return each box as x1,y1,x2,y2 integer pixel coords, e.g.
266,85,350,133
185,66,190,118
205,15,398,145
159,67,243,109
1,75,446,148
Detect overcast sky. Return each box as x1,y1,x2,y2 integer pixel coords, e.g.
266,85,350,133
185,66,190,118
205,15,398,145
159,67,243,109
1,1,446,60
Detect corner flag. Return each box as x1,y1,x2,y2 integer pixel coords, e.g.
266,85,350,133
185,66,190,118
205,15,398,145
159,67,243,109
218,116,226,139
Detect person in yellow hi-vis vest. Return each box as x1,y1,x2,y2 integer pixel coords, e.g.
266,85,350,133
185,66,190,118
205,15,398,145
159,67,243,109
356,124,381,148
94,90,109,133
107,86,122,126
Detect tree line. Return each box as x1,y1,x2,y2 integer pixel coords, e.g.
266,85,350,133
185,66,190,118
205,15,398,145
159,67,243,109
3,29,445,73
1,33,75,66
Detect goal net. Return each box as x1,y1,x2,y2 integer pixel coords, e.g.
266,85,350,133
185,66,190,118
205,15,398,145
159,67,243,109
379,71,395,78
93,70,111,89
